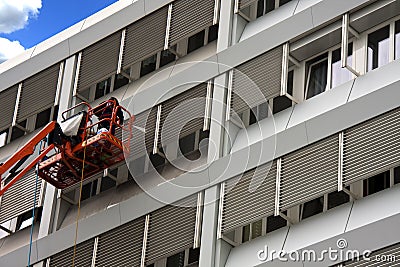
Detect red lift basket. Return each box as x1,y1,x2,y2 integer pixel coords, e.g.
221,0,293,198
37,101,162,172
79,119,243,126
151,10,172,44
38,100,134,189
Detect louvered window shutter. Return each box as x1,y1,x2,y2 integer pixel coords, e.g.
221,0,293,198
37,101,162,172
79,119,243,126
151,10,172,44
159,84,208,147
230,46,283,117
0,85,18,131
343,108,400,186
0,170,43,224
145,194,198,264
17,64,60,122
221,161,277,234
280,134,339,211
77,32,121,91
122,6,168,68
49,238,95,267
168,0,216,47
95,217,145,267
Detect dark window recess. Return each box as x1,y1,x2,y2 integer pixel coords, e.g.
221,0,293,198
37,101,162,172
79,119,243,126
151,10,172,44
301,196,324,220
166,251,185,267
242,224,250,243
35,108,52,130
287,70,294,95
305,53,328,99
79,88,91,101
257,0,275,18
257,0,264,18
95,77,112,100
11,120,27,141
100,175,116,193
267,214,287,233
146,265,154,267
273,96,291,114
395,166,400,184
368,25,390,71
249,108,257,125
208,24,219,43
279,0,292,6
81,180,98,201
52,105,59,121
140,54,157,77
188,247,200,264
363,171,390,197
16,207,42,230
114,73,129,90
179,132,196,156
187,30,205,54
160,47,176,68
328,190,349,210
149,148,165,173
130,156,146,178
395,20,400,60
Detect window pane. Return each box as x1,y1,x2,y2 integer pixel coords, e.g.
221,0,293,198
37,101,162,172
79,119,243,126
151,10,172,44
35,108,52,129
395,20,400,60
113,73,129,90
188,247,200,264
364,171,390,197
208,24,219,43
95,77,111,100
367,25,390,71
187,30,205,54
179,132,196,156
251,220,263,239
11,120,26,141
301,196,323,220
242,224,250,243
257,0,264,18
266,0,275,13
279,0,291,6
140,54,157,77
0,131,7,148
160,47,176,68
306,57,328,99
166,251,185,267
287,70,294,95
331,44,353,88
395,166,400,184
328,191,349,210
273,96,291,114
258,102,269,120
266,214,286,233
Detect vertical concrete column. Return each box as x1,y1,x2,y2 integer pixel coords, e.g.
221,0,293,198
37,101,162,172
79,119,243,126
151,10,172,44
199,1,235,267
38,55,77,241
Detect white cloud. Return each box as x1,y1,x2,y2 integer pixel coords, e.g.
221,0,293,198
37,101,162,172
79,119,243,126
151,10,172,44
0,37,25,63
0,0,42,34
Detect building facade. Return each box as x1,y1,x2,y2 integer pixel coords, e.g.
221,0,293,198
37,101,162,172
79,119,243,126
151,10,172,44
0,0,400,266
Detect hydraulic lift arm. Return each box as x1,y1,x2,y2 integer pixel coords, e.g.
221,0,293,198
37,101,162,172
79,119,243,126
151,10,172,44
0,121,56,196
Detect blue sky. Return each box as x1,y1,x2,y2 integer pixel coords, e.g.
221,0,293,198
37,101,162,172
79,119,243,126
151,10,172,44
0,0,119,62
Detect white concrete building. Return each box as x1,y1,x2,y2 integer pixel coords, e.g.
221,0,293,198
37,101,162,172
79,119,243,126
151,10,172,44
0,0,400,266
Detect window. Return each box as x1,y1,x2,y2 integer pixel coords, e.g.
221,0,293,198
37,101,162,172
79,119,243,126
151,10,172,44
301,196,324,220
179,132,196,156
328,190,350,210
188,247,200,265
208,24,219,43
256,0,275,18
166,251,185,267
395,166,400,184
0,130,7,148
395,20,400,60
11,120,27,141
249,102,269,125
266,214,287,233
368,25,390,71
130,155,146,178
149,148,165,173
331,43,353,88
95,77,111,100
279,0,291,6
251,220,263,239
140,54,157,77
35,108,52,129
113,73,129,90
363,171,390,197
273,96,291,114
160,48,176,68
16,207,42,231
305,53,328,99
100,175,116,192
187,30,205,54
81,179,98,201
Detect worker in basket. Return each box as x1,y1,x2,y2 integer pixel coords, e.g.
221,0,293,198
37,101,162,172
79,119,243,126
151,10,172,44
94,97,124,135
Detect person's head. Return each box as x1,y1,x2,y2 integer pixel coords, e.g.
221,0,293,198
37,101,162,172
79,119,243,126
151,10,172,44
109,97,119,106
